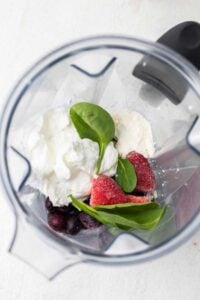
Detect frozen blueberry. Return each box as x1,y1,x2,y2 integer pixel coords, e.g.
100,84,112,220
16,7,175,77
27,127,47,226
48,213,66,232
55,206,71,214
78,212,102,229
45,197,55,212
56,204,79,215
67,203,80,215
66,215,82,235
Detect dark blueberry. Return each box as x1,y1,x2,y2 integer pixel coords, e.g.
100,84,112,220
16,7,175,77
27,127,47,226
66,215,82,235
48,213,66,232
52,203,80,215
45,197,55,212
67,203,80,215
84,198,90,205
55,206,71,214
78,212,102,229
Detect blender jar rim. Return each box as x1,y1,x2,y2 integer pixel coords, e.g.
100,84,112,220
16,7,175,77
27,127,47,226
1,34,200,264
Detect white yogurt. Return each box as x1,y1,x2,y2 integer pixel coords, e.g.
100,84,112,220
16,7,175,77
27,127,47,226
12,107,118,206
113,110,155,158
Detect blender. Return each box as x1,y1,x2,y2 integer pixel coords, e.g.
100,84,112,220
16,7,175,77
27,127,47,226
0,22,200,279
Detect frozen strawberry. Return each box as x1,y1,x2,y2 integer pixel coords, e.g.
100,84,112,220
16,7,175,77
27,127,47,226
127,151,156,193
126,194,150,203
90,174,127,206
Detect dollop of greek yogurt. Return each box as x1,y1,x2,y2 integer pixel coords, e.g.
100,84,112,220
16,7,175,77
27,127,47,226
113,110,154,158
12,107,118,206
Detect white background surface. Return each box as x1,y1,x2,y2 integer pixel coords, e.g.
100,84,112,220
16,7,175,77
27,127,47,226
0,0,200,299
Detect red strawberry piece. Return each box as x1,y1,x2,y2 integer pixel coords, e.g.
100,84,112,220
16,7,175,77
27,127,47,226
90,174,127,206
126,195,150,203
127,151,156,193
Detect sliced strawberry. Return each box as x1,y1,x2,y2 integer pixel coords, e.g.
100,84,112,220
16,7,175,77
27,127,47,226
127,151,156,193
90,174,127,206
126,194,150,203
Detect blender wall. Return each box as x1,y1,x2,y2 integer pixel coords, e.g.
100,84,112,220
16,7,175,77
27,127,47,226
7,50,200,255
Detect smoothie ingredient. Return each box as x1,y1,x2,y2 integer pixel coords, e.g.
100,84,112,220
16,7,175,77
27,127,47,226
127,151,156,192
46,198,101,233
65,216,82,235
90,174,127,206
55,202,80,215
70,102,115,173
125,195,151,203
70,195,166,231
48,213,67,232
13,107,118,206
113,111,155,158
45,197,55,212
115,157,137,192
78,212,102,229
13,99,163,234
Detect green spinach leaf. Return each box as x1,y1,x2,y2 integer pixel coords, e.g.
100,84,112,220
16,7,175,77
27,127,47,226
69,195,108,224
69,195,166,231
94,201,159,213
70,102,115,173
96,207,166,230
115,157,137,192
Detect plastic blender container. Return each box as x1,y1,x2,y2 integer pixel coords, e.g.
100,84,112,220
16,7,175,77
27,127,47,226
0,34,200,279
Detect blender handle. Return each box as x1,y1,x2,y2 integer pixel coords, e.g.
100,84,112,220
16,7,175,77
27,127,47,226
133,21,200,104
157,21,200,70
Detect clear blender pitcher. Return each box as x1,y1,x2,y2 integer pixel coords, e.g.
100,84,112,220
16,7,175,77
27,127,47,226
1,22,200,279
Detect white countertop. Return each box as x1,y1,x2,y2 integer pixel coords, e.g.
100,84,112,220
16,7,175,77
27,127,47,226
0,1,200,299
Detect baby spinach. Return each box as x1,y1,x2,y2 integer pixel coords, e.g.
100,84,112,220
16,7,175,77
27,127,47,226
69,195,166,231
115,157,137,192
70,102,115,173
69,195,107,224
94,201,159,213
94,207,166,230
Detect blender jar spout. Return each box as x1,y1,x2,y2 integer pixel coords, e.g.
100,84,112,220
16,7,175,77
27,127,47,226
8,217,83,279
